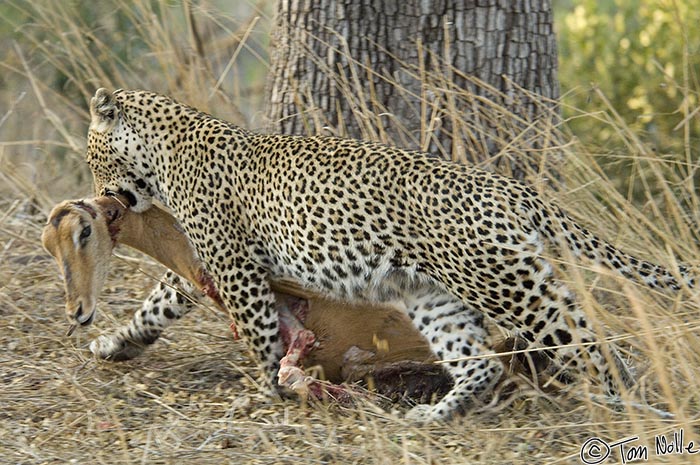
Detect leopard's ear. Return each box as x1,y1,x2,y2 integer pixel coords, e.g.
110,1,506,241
89,88,119,133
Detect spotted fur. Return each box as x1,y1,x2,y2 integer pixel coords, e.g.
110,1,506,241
42,197,454,395
83,88,693,422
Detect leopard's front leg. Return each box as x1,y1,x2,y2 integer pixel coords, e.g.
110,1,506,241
219,259,285,395
90,270,199,360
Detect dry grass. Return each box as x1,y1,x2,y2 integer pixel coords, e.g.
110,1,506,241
2,1,700,464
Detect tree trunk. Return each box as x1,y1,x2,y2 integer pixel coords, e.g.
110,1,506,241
265,0,561,181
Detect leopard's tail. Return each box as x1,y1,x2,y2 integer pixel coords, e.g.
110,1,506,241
529,196,694,291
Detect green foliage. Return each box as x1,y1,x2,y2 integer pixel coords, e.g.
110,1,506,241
556,0,699,152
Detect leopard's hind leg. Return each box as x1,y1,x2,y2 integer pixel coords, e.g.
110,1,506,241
436,237,634,399
401,286,503,422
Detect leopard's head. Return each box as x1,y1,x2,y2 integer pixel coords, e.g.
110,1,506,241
86,88,157,212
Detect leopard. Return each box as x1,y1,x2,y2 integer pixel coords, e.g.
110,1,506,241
81,87,694,422
41,196,457,401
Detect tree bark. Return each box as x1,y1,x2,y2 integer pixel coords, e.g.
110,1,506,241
265,0,561,180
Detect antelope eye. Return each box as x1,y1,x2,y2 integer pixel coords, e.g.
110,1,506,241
79,225,92,241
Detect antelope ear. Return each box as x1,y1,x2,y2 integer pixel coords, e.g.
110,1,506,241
94,195,129,226
89,88,119,133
